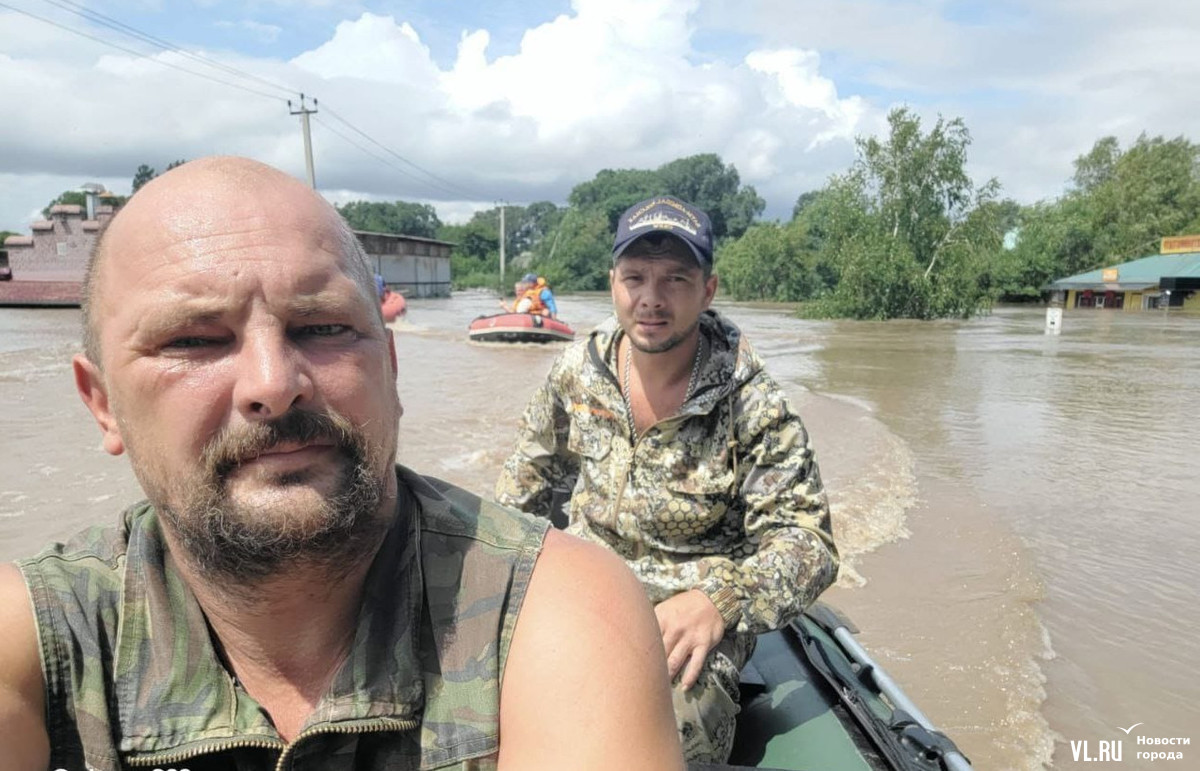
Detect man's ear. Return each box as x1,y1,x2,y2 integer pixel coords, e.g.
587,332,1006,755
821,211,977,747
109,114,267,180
703,272,719,308
72,354,125,456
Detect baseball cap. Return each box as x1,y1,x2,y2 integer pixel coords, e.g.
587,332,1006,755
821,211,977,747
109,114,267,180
612,196,714,269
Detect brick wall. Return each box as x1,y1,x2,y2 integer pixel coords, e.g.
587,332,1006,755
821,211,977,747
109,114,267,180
2,205,114,282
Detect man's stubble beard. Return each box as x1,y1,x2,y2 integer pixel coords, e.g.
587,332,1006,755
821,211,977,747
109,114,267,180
133,409,396,588
626,315,701,355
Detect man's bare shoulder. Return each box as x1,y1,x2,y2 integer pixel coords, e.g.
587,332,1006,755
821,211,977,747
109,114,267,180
0,563,50,768
498,530,684,770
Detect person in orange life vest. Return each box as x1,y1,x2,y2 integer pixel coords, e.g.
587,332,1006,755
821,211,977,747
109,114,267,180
500,277,535,313
518,273,559,318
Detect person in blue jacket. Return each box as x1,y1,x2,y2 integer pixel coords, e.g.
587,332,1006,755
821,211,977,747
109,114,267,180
520,272,559,318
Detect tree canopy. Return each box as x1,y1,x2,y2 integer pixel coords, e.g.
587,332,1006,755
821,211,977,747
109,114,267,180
531,154,764,290
206,121,1199,318
994,134,1200,300
130,160,188,194
41,189,128,219
337,200,442,239
132,164,156,193
718,108,1004,319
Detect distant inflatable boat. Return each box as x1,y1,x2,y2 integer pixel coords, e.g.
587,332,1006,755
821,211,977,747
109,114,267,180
381,290,407,322
468,312,575,343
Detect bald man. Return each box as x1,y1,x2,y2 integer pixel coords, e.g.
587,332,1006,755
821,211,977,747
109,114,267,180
0,157,682,770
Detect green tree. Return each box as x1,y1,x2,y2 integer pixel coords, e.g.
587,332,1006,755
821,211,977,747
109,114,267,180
536,154,764,290
132,164,156,193
337,200,442,238
41,191,87,218
434,202,566,290
997,133,1200,299
512,201,562,255
995,197,1094,300
656,154,764,239
567,168,663,230
40,188,129,219
439,216,500,289
535,209,613,291
716,222,818,302
805,108,1003,319
792,190,823,219
1083,134,1200,262
1072,136,1120,193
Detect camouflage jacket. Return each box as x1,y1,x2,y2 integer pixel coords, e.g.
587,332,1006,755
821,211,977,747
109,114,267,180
17,465,548,771
496,310,838,638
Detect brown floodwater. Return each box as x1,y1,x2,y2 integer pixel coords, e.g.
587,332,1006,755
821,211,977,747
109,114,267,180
2,296,1196,769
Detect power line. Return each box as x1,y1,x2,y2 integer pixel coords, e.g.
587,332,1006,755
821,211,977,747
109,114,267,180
313,115,446,188
4,0,507,206
34,0,298,98
320,104,490,201
314,114,485,200
0,1,287,102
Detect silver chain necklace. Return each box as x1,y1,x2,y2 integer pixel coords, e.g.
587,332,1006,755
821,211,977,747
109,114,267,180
622,335,704,442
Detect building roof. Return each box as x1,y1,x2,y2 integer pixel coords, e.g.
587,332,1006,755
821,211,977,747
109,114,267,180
352,229,456,246
1048,252,1200,291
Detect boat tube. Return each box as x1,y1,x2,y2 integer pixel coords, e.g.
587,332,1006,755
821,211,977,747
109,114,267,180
705,601,972,771
468,312,575,343
381,290,406,322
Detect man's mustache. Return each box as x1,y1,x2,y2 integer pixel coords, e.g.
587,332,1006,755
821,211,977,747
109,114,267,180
200,410,360,478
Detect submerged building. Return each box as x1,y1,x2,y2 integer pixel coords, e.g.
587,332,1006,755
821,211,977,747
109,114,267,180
354,230,454,298
1048,236,1200,311
0,196,117,306
1,198,456,305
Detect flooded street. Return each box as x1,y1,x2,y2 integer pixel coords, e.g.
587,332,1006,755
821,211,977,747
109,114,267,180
2,296,1197,768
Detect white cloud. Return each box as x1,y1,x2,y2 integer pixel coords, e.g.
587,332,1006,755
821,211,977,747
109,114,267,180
700,0,1200,204
2,0,1196,231
0,2,871,228
292,13,440,84
745,49,867,150
214,20,283,45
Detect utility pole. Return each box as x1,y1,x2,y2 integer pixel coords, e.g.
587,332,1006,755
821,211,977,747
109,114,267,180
288,94,318,189
499,202,506,289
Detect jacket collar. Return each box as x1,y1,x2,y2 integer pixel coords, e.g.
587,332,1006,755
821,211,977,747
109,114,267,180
113,469,425,755
586,310,761,411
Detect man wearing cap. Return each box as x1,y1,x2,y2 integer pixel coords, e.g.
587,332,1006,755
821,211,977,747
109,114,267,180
495,195,839,761
0,161,683,770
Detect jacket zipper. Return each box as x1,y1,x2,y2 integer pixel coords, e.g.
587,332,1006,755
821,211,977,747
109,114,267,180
122,716,420,769
274,717,421,771
594,328,721,553
612,411,697,561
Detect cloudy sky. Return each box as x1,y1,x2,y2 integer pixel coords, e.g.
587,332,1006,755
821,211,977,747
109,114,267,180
1,0,1197,230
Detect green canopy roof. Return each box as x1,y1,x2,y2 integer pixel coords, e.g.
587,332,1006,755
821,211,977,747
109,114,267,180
1048,252,1200,291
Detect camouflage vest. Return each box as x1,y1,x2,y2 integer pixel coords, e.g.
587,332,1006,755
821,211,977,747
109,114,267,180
18,465,549,771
